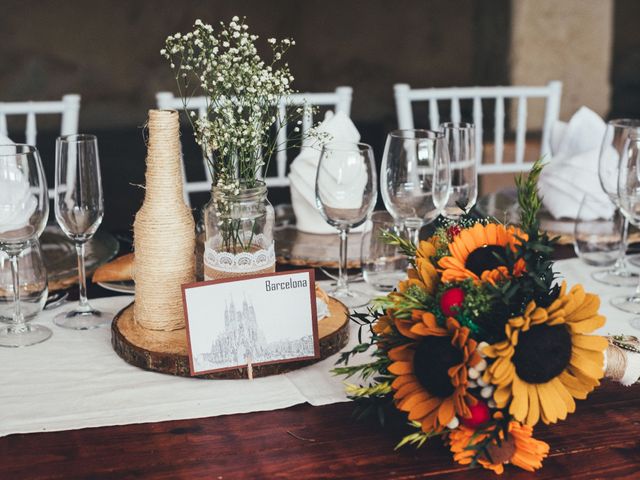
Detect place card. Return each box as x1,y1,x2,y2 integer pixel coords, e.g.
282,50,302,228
181,269,319,376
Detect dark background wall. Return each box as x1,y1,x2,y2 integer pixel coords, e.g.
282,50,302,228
611,0,640,118
0,0,636,232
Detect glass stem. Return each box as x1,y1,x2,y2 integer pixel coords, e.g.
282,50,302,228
336,227,349,292
614,215,630,273
634,277,640,298
9,253,25,331
76,242,90,311
405,226,420,247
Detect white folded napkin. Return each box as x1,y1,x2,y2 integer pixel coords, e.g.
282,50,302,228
538,107,614,220
289,111,366,234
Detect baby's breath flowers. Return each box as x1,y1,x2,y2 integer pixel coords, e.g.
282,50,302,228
162,16,307,191
162,17,321,253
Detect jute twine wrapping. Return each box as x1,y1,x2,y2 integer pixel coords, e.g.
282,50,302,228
604,341,640,386
605,344,627,382
133,109,195,331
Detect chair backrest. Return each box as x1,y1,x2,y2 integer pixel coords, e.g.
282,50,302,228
393,81,562,174
156,87,353,206
0,94,81,197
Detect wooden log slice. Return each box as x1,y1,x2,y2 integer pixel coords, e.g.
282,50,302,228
112,297,350,379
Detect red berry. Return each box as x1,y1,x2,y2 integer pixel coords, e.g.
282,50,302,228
461,400,491,428
447,225,461,239
440,287,465,316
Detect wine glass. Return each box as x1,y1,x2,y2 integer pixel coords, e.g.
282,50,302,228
361,210,408,292
54,134,112,329
0,144,52,347
440,122,477,218
316,142,377,308
573,193,622,267
596,119,640,286
381,129,451,245
616,131,640,326
0,238,48,322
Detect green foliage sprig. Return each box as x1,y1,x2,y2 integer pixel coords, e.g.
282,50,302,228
515,158,545,236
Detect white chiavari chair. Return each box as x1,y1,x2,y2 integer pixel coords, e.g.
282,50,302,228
393,81,562,174
156,87,353,206
0,94,81,197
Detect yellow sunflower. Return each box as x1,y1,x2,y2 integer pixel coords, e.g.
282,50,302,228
483,282,608,426
448,416,550,474
438,222,527,286
398,240,439,294
387,314,482,432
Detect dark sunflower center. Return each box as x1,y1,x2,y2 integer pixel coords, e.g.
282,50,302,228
512,324,572,384
465,245,507,276
413,336,463,398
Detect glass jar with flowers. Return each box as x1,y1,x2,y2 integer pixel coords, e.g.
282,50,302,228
162,17,319,279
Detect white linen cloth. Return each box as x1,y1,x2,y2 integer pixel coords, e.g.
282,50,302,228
0,258,635,437
539,107,613,220
289,111,365,234
0,296,357,437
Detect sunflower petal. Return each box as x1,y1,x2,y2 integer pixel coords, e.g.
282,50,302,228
509,375,529,422
536,381,560,424
408,397,441,421
571,334,608,352
388,361,413,376
526,383,540,426
388,344,414,361
550,377,575,417
437,396,456,426
397,391,429,411
394,379,423,400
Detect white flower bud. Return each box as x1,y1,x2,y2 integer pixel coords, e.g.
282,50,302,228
468,368,479,380
446,416,459,430
475,359,487,372
480,386,494,399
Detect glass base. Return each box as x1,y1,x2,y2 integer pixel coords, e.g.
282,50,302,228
53,308,113,330
592,269,639,287
0,323,52,348
629,318,640,330
629,255,640,268
329,287,372,309
610,294,640,314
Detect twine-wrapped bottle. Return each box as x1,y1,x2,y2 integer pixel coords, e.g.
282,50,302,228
133,109,195,331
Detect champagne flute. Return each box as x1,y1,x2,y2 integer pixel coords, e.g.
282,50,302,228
616,131,640,327
54,134,112,329
0,144,52,347
440,122,477,218
316,142,377,308
381,129,451,245
596,119,640,286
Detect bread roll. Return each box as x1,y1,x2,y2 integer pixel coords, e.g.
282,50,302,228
92,253,135,283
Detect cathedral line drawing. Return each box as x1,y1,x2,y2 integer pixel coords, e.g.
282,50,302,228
195,295,315,371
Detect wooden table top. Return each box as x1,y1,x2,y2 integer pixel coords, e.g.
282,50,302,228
2,245,639,479
0,381,638,479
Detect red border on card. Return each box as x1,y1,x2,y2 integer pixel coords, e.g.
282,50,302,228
181,269,319,376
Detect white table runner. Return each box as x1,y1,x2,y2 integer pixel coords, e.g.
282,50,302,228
0,258,636,437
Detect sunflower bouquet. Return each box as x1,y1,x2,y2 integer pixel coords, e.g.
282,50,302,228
334,161,609,474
